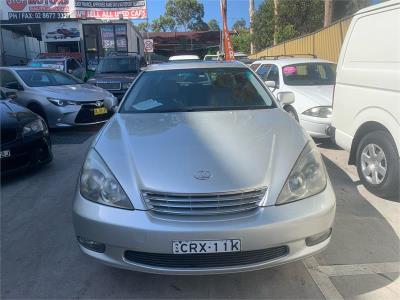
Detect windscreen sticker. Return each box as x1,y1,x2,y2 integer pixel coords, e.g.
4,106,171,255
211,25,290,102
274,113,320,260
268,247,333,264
132,99,163,110
282,66,297,75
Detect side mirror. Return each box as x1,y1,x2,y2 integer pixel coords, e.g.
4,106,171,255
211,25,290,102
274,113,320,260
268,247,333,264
6,91,17,99
265,80,276,89
104,97,118,112
277,92,295,105
5,81,23,91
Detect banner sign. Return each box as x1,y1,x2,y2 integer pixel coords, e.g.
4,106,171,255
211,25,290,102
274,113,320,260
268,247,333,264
42,21,81,42
1,0,147,22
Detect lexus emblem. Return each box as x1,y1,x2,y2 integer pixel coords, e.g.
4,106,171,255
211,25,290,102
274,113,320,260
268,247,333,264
95,100,102,107
194,170,212,180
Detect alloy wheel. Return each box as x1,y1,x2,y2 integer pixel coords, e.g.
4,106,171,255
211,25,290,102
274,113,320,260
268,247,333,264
360,143,387,185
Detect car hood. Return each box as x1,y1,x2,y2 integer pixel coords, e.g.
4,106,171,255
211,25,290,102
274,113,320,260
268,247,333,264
95,109,309,209
289,85,334,107
90,73,138,82
1,100,37,129
33,84,113,102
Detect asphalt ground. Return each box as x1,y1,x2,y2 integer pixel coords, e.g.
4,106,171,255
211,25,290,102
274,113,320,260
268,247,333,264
1,125,399,299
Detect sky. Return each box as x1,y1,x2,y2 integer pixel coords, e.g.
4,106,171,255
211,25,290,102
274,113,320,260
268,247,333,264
133,0,264,29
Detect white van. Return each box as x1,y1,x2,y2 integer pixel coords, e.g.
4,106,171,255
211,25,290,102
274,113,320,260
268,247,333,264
330,0,400,198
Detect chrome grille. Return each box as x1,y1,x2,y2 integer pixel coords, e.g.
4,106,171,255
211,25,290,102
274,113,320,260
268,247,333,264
143,188,267,216
96,82,121,91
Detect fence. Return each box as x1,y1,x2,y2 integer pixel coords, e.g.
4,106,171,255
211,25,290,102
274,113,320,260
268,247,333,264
249,17,353,63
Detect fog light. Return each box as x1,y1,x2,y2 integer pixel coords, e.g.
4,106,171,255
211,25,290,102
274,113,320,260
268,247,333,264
305,228,332,246
77,236,105,253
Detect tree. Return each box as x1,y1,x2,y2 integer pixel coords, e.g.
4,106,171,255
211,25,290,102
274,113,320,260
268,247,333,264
137,22,150,32
208,19,220,31
232,30,251,54
189,18,209,31
324,0,333,27
232,18,247,32
252,0,275,51
165,0,205,31
151,15,176,32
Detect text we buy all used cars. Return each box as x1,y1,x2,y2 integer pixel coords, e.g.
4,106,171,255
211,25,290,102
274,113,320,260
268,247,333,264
329,0,400,198
251,58,336,138
0,67,117,128
73,62,336,274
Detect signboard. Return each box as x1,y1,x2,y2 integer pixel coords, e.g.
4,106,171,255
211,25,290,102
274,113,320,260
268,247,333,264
1,0,147,22
42,22,81,42
144,39,153,53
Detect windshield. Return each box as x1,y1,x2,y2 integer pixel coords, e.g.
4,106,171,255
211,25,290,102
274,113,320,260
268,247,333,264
121,68,275,113
16,69,82,87
282,62,336,86
27,60,65,71
96,57,139,74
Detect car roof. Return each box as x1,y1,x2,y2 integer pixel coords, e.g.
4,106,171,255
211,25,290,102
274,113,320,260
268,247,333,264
143,61,247,71
251,57,335,66
169,55,200,61
0,66,59,71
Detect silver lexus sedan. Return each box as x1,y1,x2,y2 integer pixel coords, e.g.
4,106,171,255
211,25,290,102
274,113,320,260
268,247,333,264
73,62,336,275
0,67,117,128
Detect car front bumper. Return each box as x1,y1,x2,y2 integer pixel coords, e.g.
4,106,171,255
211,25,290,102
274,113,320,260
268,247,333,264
73,182,336,275
300,116,332,138
47,104,113,128
1,133,52,176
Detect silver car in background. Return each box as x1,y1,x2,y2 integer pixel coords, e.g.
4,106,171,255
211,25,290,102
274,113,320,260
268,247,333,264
0,67,117,128
73,62,336,275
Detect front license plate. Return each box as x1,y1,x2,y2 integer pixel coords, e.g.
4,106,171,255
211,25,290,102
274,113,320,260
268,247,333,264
0,150,11,159
173,239,241,254
94,107,107,116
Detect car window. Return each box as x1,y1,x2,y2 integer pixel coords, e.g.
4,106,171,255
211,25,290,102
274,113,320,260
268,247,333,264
282,63,336,86
16,69,82,87
27,60,65,71
121,68,276,113
67,59,80,71
0,70,19,87
266,65,279,85
250,63,260,71
256,64,273,81
96,57,139,74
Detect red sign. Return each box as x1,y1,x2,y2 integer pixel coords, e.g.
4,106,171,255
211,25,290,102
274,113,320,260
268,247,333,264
6,0,28,11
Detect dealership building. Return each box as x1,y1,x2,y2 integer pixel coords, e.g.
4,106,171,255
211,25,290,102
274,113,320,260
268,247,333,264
0,1,146,69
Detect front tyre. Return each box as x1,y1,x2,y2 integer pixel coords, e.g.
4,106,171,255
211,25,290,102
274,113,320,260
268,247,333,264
356,130,399,199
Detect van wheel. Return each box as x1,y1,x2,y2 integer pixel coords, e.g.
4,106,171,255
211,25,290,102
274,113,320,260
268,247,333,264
284,105,299,122
356,130,399,198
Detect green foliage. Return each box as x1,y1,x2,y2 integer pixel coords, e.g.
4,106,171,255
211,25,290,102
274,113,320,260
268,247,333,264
276,24,298,44
252,0,275,51
208,19,220,31
252,0,324,51
137,22,149,32
333,0,372,21
151,15,176,32
165,0,205,31
232,30,251,54
232,18,247,31
189,18,209,31
277,0,324,36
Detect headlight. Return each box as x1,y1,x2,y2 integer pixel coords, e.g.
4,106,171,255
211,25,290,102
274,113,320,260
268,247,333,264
302,106,332,118
23,119,46,137
122,82,132,89
276,142,327,205
80,149,133,210
47,97,77,107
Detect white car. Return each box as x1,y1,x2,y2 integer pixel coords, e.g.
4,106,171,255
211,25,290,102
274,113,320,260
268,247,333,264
330,0,399,198
251,58,336,138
